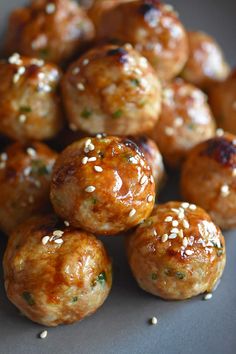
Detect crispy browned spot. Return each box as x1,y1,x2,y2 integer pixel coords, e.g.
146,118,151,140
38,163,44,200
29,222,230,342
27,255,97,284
201,137,236,168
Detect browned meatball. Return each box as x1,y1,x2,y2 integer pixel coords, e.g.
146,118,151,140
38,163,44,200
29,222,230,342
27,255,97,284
128,136,165,191
62,44,162,136
0,54,63,142
4,0,94,65
150,79,216,167
181,31,230,89
96,1,189,81
126,202,226,300
208,70,236,134
3,214,112,326
50,136,155,235
181,133,236,229
0,142,57,235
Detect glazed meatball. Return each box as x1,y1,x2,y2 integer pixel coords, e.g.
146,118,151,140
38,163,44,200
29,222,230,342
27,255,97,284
50,136,155,235
208,70,236,134
0,54,63,142
182,31,229,89
0,142,57,235
129,136,165,191
4,0,94,65
150,79,216,167
96,1,189,81
181,133,236,229
3,214,112,326
62,44,161,136
126,202,226,300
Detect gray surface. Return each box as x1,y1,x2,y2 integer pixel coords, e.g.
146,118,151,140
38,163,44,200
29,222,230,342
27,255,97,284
0,1,236,354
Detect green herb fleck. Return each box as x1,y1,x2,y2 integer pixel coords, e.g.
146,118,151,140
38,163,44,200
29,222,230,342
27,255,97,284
130,78,140,87
188,123,195,130
31,160,50,176
151,273,158,280
217,249,223,257
72,296,78,303
112,109,123,119
140,218,153,227
176,272,185,280
22,292,35,306
39,48,50,58
19,106,32,113
81,109,92,119
91,197,97,205
97,271,106,285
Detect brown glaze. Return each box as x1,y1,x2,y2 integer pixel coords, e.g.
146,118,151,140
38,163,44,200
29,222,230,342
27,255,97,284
202,137,236,168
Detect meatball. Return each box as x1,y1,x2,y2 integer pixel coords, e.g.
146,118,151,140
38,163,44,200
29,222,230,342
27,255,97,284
96,1,189,81
150,79,216,167
61,44,162,136
128,136,165,191
0,142,57,235
50,136,155,235
3,214,112,326
208,70,236,134
181,133,236,229
126,201,226,300
0,54,63,142
4,0,94,65
181,31,230,89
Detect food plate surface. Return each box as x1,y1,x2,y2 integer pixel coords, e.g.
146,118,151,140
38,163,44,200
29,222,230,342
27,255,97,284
0,1,236,354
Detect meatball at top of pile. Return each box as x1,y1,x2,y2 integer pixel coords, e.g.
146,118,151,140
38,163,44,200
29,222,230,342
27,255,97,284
0,141,57,235
208,69,236,135
0,54,63,142
126,201,226,300
150,79,216,167
181,133,236,230
96,0,189,81
4,0,95,65
50,136,155,235
4,214,112,326
62,44,162,136
182,31,230,89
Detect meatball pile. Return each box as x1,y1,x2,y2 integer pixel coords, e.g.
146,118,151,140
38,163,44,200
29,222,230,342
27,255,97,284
0,0,232,328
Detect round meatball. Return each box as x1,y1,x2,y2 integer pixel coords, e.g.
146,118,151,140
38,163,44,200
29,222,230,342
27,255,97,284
181,133,236,229
181,31,230,89
4,0,95,65
62,44,162,136
0,54,63,142
208,70,236,134
50,136,155,235
0,142,57,235
3,214,112,326
150,79,216,167
96,1,189,81
128,136,165,191
126,201,226,300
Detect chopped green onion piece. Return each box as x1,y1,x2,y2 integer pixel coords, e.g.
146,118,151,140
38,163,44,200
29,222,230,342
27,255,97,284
22,292,35,306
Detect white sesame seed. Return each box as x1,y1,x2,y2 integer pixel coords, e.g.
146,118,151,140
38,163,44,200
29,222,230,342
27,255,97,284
23,167,31,176
181,202,189,209
41,236,50,245
54,238,64,244
45,3,56,14
153,230,157,236
178,229,184,238
169,233,177,239
150,175,154,184
96,133,103,139
88,157,97,162
165,216,173,222
19,114,26,123
174,117,184,127
88,143,95,151
83,59,89,66
27,147,36,157
18,67,25,75
39,330,48,339
140,175,148,185
69,123,77,131
171,208,180,214
72,67,80,75
183,220,190,229
34,180,41,188
94,166,103,172
82,157,88,165
77,83,85,91
216,128,224,137
129,157,138,164
170,228,179,234
0,162,6,169
129,209,136,217
221,184,230,197
183,237,188,247
162,234,168,242
8,53,21,65
53,230,64,238
0,153,7,161
233,169,236,177
165,127,174,136
147,195,153,203
203,293,213,301
150,317,158,325
64,221,70,227
189,204,197,210
85,186,96,193
185,249,194,256
85,139,92,147
233,139,236,146
172,220,179,227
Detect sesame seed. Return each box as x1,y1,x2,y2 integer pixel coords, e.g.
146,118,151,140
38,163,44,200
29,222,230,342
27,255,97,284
88,143,95,151
232,169,236,177
53,230,64,238
42,236,50,245
221,184,230,197
183,220,190,229
181,202,189,209
88,157,97,162
82,157,88,165
85,186,96,193
162,234,168,242
83,59,89,66
183,237,188,247
0,162,6,169
216,128,224,137
28,196,34,204
172,220,178,227
18,67,25,75
185,249,194,256
203,293,213,301
165,127,174,136
140,175,148,185
77,83,85,91
45,3,56,14
94,166,103,172
169,233,177,239
150,175,154,184
64,221,70,227
170,228,179,234
54,238,64,244
19,114,26,123
171,208,180,214
27,147,36,157
39,330,48,339
69,123,77,131
96,133,103,139
0,153,7,161
34,180,41,188
8,53,21,65
72,67,80,75
189,204,197,211
178,229,184,238
174,117,184,127
147,195,153,203
129,157,138,164
129,209,136,217
150,317,158,325
165,216,173,222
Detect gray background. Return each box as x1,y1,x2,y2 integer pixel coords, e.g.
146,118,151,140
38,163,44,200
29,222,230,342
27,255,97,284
0,1,236,354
